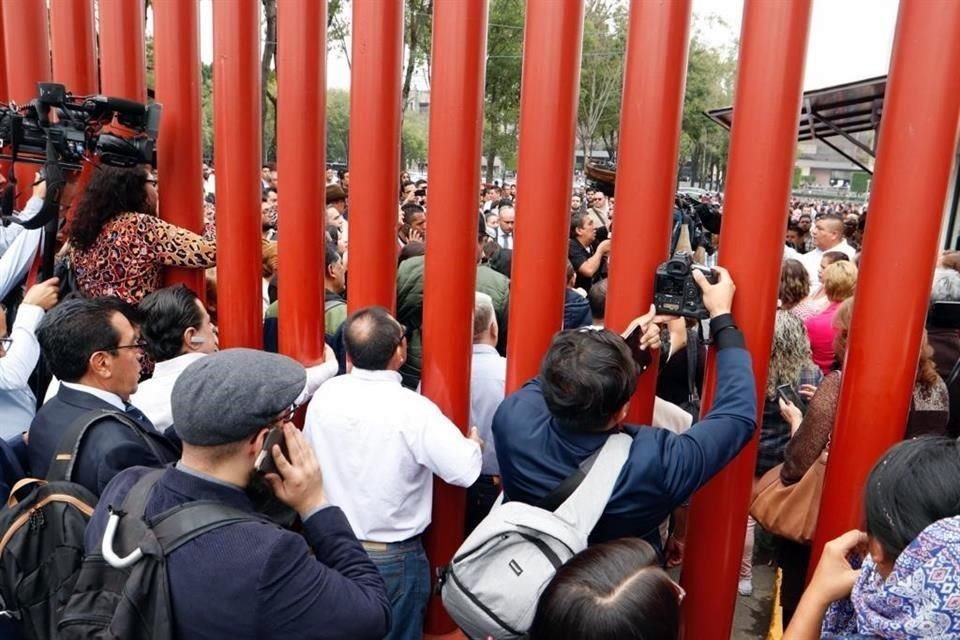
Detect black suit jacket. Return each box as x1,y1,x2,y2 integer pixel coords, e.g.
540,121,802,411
27,386,179,496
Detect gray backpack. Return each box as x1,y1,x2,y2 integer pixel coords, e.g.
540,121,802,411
440,432,632,639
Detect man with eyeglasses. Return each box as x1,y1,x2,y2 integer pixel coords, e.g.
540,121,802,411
27,297,179,497
303,305,482,640
84,349,390,639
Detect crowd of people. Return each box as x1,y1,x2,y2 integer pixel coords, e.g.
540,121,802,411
0,159,955,640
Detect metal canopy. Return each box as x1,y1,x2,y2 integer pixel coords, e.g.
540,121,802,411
705,75,886,174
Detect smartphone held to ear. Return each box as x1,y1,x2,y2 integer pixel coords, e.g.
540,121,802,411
255,427,288,475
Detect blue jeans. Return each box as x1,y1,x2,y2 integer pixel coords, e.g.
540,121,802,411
364,537,430,640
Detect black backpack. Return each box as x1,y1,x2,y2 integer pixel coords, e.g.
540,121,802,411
0,409,169,640
58,469,269,639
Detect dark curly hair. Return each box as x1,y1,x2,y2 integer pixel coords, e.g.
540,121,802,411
69,165,152,251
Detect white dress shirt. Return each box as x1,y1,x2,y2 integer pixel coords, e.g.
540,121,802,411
60,381,126,411
799,240,856,289
129,351,338,431
0,197,44,301
303,367,482,542
470,344,506,476
494,228,513,250
0,304,44,439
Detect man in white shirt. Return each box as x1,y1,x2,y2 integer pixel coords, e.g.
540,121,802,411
133,285,337,432
799,214,856,288
303,306,482,640
465,292,506,533
0,278,59,440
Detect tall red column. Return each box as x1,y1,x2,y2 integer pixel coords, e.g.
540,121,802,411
420,3,489,635
98,0,146,101
155,0,206,298
276,0,326,363
2,0,50,208
346,0,403,314
212,0,262,348
605,0,692,424
0,7,7,102
2,0,49,104
504,0,585,393
679,1,812,638
810,0,960,573
50,0,97,95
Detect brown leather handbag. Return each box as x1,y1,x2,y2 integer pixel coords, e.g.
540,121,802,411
750,449,827,544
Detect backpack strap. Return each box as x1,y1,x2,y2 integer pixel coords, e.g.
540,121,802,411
685,329,700,408
553,432,633,537
46,409,166,482
535,448,604,512
149,501,270,555
945,355,960,389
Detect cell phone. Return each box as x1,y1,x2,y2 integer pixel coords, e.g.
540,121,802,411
254,427,288,475
777,384,806,412
623,323,653,374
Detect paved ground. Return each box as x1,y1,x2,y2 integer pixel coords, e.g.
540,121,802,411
733,563,775,639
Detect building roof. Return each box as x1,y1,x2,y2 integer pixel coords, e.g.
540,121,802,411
705,76,886,142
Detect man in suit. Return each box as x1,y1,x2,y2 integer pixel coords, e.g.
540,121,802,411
28,297,178,495
85,349,391,639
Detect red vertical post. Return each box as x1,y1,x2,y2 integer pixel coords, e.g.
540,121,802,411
49,0,98,95
605,0,692,424
0,6,7,102
679,1,812,638
346,0,403,314
2,0,49,103
155,0,206,298
98,0,146,101
2,0,50,208
810,0,960,572
212,0,262,348
504,0,585,393
420,2,489,635
276,0,326,362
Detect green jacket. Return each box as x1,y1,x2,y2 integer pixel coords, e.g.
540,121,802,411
395,256,510,389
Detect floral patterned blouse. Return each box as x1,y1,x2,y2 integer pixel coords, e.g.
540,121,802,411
73,212,217,304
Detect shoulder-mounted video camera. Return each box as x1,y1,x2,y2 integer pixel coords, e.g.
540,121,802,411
654,252,718,320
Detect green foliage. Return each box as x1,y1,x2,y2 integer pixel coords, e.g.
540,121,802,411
850,171,870,194
327,89,350,163
577,0,627,164
402,113,429,164
482,0,524,180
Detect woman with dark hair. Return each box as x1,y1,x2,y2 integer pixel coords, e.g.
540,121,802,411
786,437,960,639
69,165,216,304
530,538,681,640
780,259,811,312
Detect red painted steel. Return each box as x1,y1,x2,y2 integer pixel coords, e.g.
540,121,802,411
420,2,489,634
0,7,7,102
155,0,206,298
212,0,262,348
679,1,812,637
98,0,146,101
504,0,585,393
605,0,692,424
1,0,50,209
276,0,327,363
809,0,960,575
50,0,98,95
346,0,404,314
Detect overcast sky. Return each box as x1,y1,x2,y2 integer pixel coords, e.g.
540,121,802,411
192,0,899,93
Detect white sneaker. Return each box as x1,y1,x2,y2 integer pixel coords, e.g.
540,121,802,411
738,577,753,597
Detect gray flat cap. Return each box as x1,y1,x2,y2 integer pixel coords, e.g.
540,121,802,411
172,348,306,446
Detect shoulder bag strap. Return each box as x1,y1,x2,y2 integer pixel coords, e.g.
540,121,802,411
945,356,960,389
686,328,700,406
46,409,166,482
535,448,604,512
554,432,633,535
150,500,270,555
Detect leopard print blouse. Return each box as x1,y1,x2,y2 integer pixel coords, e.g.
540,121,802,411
73,212,217,304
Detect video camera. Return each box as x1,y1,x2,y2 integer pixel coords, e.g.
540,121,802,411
673,194,722,255
0,83,161,280
654,252,719,320
0,82,161,172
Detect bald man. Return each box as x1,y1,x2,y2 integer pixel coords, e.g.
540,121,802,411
800,214,856,288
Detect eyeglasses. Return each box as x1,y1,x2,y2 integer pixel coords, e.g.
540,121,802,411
395,324,408,349
145,179,158,187
112,337,148,352
0,337,11,350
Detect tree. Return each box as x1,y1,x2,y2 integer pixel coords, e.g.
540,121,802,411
402,113,428,166
327,89,351,163
482,0,524,182
576,0,626,167
261,0,278,162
